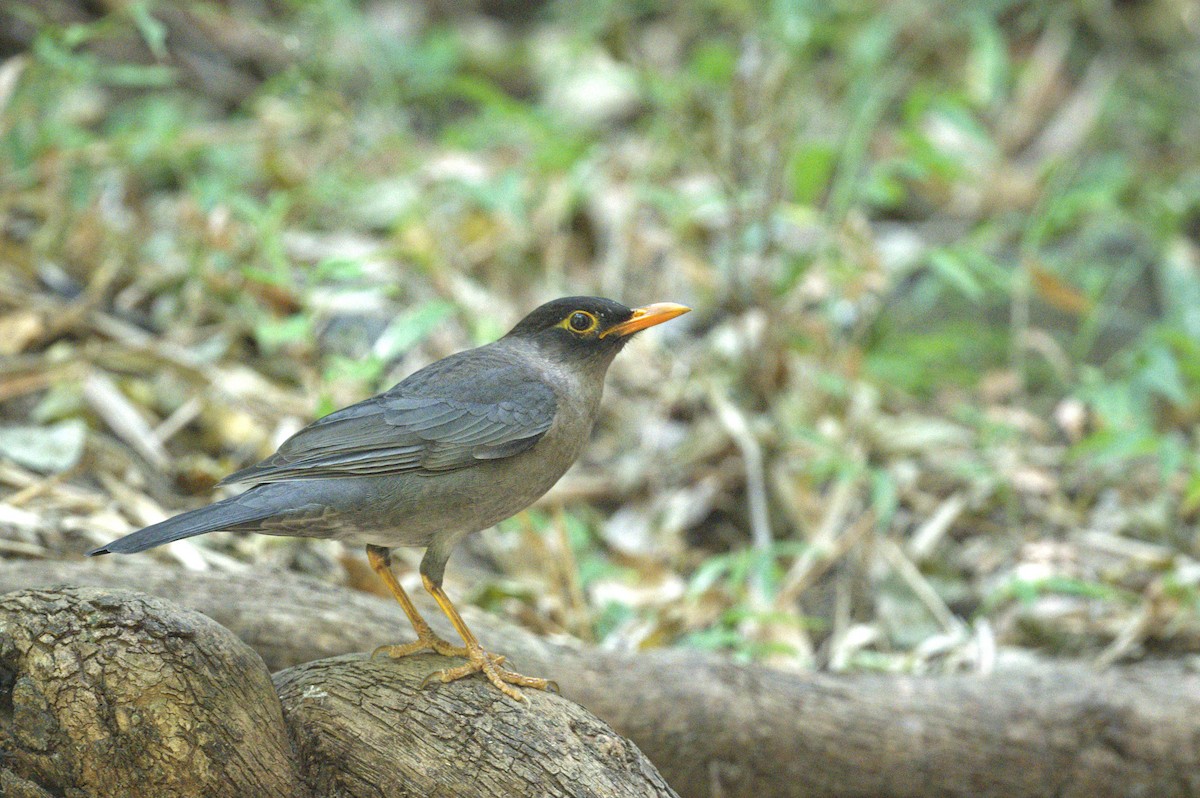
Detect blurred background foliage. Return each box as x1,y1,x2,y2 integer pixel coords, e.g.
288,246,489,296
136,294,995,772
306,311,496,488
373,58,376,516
1,0,1199,672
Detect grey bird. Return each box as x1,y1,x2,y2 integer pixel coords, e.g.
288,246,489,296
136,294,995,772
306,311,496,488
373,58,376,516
88,297,690,700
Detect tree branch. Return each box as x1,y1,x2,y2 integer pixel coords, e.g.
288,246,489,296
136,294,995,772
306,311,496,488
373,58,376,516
273,653,677,797
3,559,1199,798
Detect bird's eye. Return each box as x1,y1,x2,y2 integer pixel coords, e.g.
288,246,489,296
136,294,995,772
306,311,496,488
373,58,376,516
567,311,597,333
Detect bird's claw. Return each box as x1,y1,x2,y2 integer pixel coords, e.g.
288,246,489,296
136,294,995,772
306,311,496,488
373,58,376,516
419,645,554,702
371,633,470,661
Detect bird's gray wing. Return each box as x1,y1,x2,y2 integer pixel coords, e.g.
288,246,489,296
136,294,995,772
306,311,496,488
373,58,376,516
219,349,557,485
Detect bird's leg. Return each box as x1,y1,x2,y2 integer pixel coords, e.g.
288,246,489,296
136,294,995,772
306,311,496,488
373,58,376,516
366,545,470,660
418,573,557,702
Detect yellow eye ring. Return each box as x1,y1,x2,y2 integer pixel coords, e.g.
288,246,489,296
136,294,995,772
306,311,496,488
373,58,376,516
563,311,598,334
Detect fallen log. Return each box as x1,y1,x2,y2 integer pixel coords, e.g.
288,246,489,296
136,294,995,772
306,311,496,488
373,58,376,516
0,584,677,798
3,559,1199,798
0,587,308,798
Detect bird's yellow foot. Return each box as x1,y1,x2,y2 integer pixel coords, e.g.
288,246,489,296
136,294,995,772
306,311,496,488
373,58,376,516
420,642,558,702
371,630,469,660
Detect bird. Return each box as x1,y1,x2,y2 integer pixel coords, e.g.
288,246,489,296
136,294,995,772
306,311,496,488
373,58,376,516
88,296,690,700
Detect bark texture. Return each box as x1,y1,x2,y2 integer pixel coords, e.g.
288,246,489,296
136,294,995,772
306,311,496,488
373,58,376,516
273,653,676,798
0,586,308,798
4,559,1200,798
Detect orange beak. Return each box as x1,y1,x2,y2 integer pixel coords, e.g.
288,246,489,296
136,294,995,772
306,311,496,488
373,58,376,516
600,302,691,338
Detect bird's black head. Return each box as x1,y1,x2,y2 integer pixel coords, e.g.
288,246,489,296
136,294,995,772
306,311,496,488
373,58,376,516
504,296,689,368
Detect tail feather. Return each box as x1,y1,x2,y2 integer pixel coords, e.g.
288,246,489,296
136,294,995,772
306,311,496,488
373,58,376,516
87,495,273,556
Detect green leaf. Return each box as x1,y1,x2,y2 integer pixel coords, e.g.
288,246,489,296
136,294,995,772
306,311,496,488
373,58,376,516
373,300,456,361
966,15,1008,106
254,314,311,354
323,354,386,388
593,601,636,641
1159,246,1200,339
314,258,366,283
100,63,175,87
688,41,737,85
787,142,837,205
1182,471,1200,515
688,554,734,597
1140,345,1187,405
869,468,898,526
128,1,169,60
928,248,984,301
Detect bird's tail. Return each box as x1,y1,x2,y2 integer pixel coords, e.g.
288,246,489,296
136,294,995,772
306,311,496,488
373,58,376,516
87,494,273,556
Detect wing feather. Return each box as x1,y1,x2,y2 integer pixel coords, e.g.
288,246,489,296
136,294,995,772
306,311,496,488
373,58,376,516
219,345,557,485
